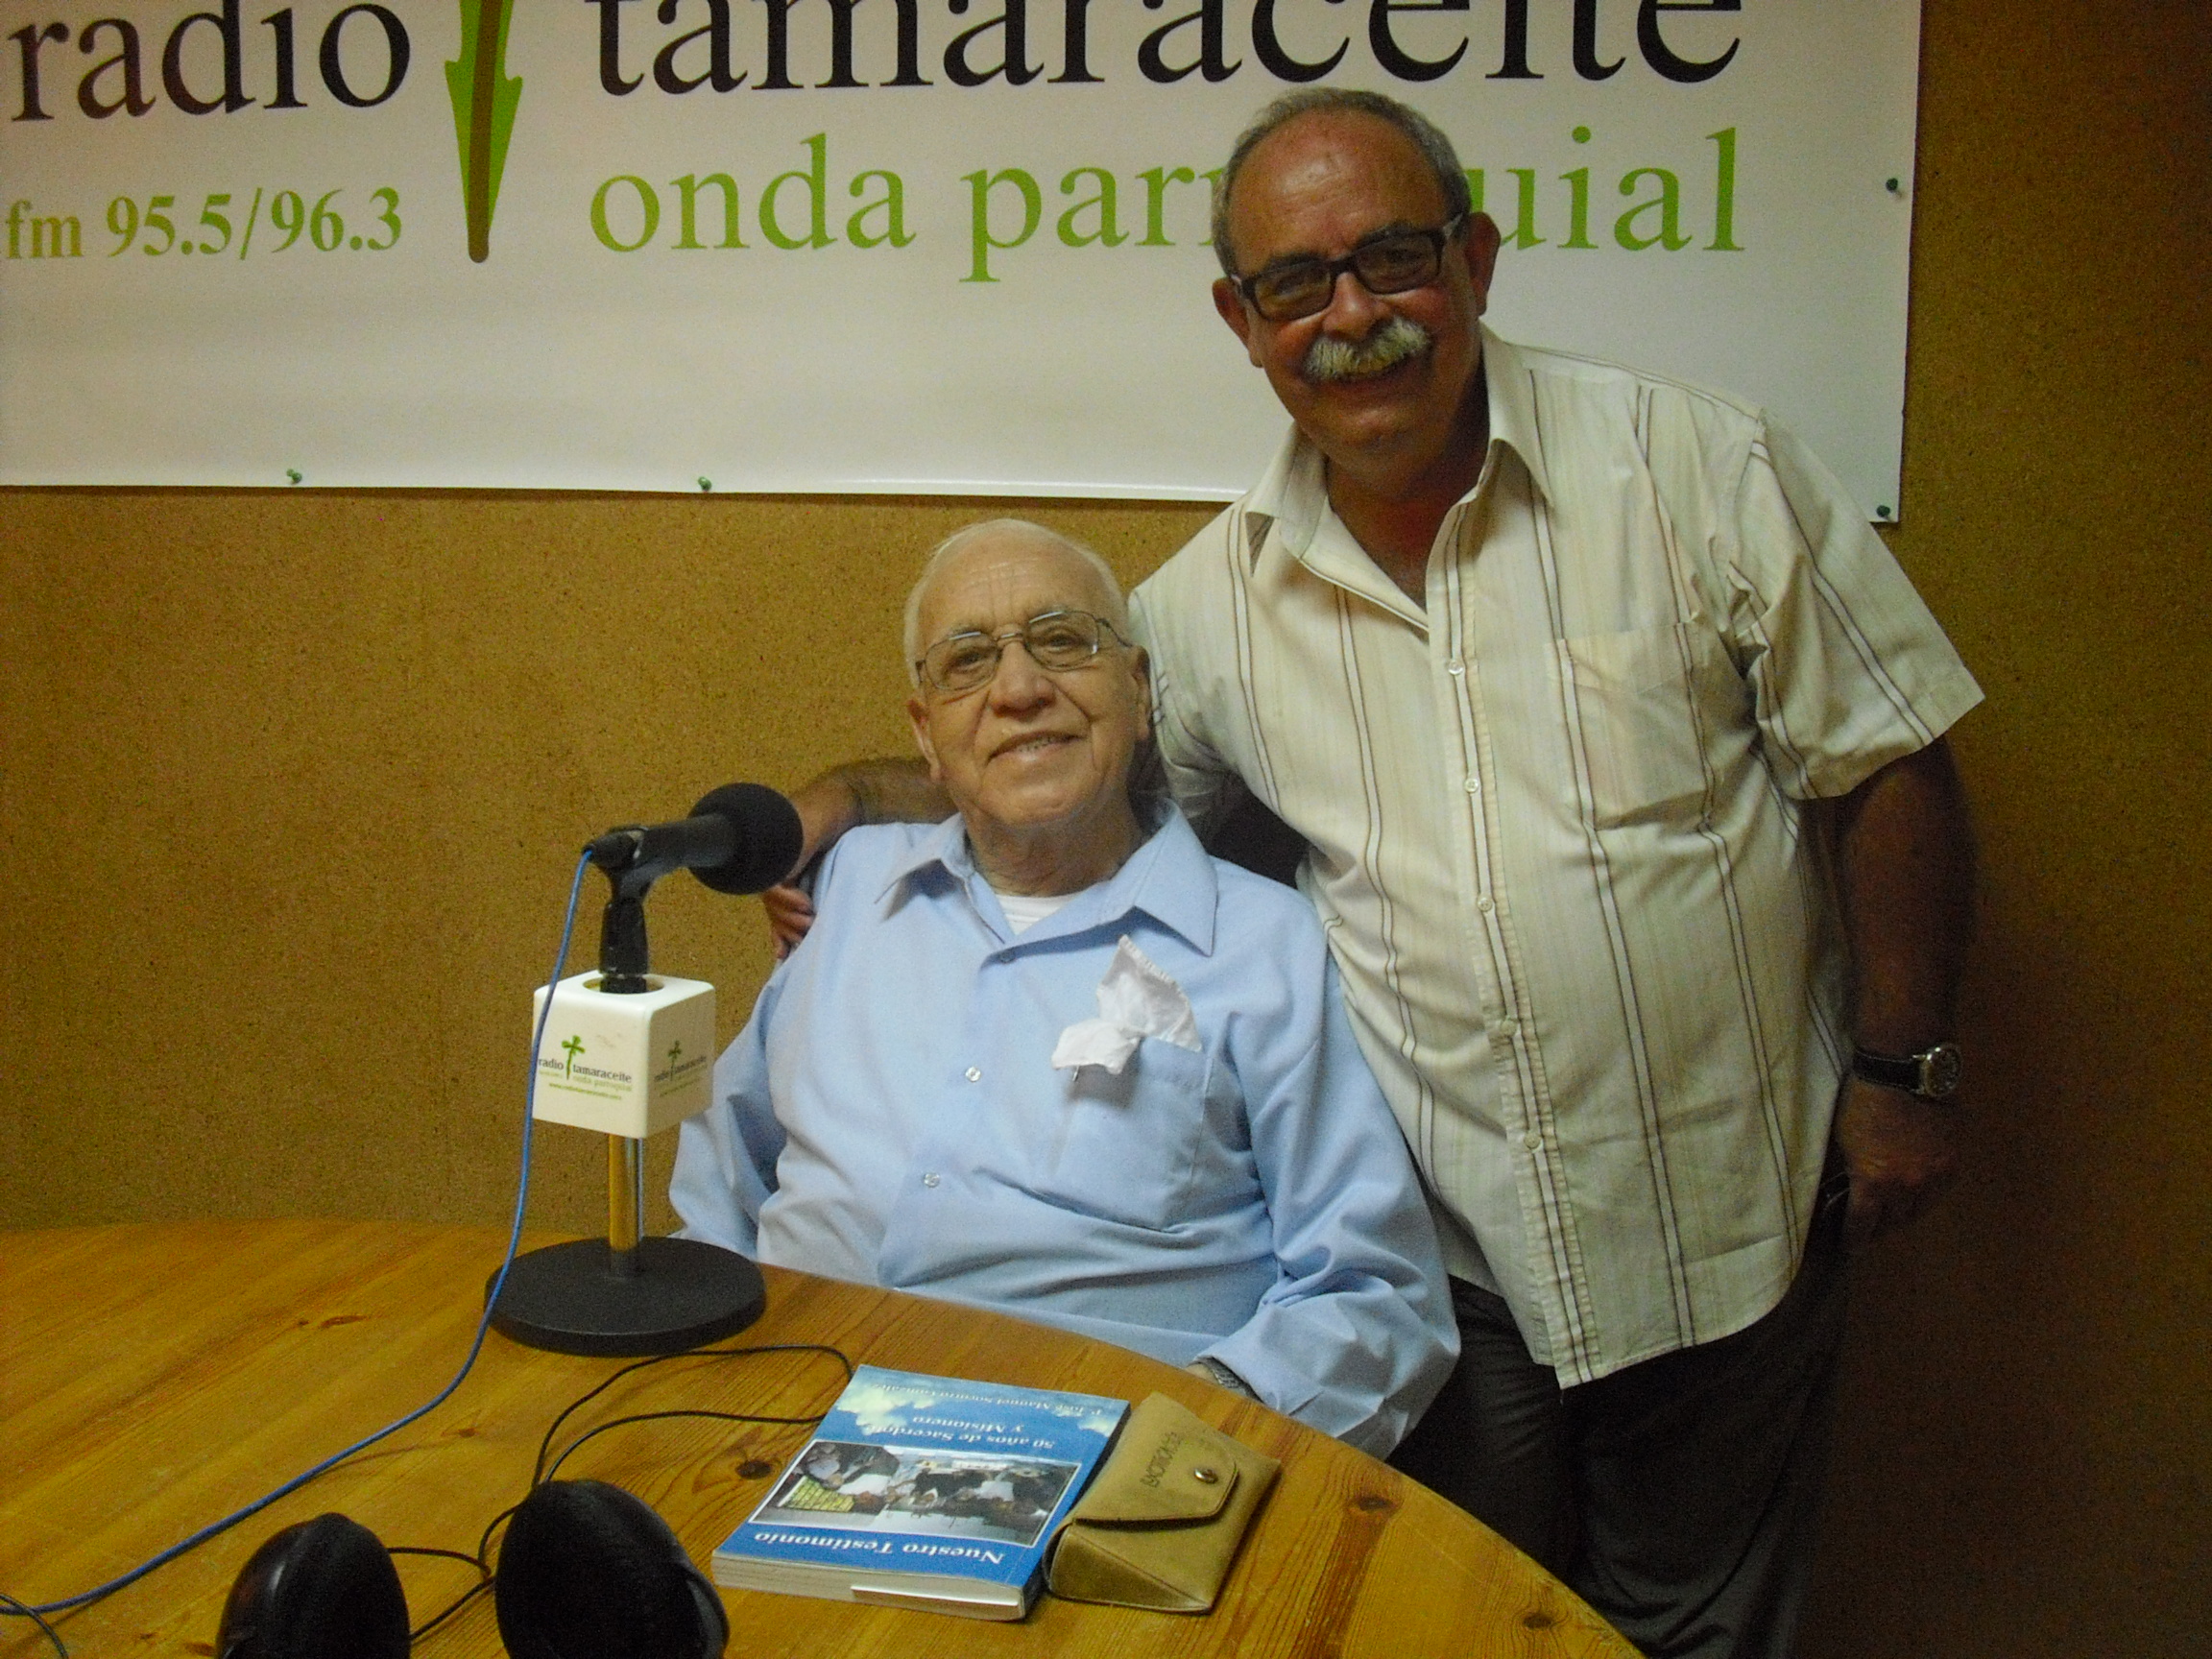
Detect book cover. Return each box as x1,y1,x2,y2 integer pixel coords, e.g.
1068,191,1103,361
712,1364,1129,1620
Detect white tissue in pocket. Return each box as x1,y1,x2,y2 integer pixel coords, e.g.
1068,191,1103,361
1049,936,1201,1075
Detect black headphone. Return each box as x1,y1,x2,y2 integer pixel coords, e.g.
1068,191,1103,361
214,1479,728,1659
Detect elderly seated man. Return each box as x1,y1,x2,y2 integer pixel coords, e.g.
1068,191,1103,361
671,517,1455,1454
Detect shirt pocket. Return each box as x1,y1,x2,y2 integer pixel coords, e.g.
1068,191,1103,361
1032,1038,1214,1234
1558,623,1744,830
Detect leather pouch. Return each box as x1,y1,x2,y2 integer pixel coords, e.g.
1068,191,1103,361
1046,1392,1280,1613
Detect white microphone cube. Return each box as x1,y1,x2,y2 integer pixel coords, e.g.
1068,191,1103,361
531,972,717,1140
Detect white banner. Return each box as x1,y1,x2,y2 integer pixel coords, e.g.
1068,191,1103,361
1,1,1919,516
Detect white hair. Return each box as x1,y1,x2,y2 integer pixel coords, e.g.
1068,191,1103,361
902,518,1130,684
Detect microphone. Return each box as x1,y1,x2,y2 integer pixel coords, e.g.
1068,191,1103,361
586,783,804,896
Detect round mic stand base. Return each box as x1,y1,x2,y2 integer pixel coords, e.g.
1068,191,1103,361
487,1236,766,1358
487,1136,764,1357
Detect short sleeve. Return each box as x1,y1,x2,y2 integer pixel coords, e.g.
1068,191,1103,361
1130,580,1249,836
1722,418,1984,800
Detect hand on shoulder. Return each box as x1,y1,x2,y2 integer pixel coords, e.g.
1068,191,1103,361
761,759,948,955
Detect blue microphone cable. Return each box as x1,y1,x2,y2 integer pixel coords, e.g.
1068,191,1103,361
0,848,597,1655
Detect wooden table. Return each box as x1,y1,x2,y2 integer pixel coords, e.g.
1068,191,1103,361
0,1221,1633,1657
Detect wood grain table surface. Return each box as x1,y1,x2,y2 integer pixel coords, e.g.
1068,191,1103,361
0,1220,1634,1658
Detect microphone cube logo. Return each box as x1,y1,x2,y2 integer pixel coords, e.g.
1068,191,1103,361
532,974,717,1141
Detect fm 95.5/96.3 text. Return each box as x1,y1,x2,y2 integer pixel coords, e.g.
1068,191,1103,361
10,186,404,260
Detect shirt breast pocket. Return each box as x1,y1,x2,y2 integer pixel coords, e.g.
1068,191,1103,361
1558,623,1745,830
1035,1039,1215,1234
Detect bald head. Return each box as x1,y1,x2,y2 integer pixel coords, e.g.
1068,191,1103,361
902,519,1128,681
1212,89,1472,276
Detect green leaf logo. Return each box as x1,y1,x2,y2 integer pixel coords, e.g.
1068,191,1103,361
445,0,522,262
561,1034,585,1077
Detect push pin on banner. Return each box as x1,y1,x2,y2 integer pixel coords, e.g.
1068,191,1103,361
286,469,303,485
697,476,713,493
1885,178,1903,196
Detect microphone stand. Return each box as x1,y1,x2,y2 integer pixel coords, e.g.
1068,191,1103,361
487,855,766,1357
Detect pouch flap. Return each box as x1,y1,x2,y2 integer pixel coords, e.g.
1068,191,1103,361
1072,1393,1254,1525
1046,1393,1281,1613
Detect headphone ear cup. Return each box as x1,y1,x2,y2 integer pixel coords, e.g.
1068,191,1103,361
215,1512,410,1659
494,1479,728,1659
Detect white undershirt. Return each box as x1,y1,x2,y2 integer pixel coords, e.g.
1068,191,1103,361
993,888,1077,934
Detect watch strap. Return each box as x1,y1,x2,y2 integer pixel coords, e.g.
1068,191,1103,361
1851,1042,1962,1100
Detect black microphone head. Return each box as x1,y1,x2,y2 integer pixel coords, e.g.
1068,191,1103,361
687,782,805,896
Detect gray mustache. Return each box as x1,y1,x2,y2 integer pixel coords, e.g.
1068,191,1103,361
1303,317,1433,383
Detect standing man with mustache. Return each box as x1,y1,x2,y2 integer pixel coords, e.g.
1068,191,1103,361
1123,90,1983,1658
762,90,1981,1659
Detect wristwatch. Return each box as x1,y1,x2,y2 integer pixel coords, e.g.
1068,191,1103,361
1851,1041,1963,1101
1192,1357,1258,1399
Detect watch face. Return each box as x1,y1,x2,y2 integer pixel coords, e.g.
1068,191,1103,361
1920,1044,1963,1098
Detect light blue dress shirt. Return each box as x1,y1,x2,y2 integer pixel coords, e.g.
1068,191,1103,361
671,808,1456,1455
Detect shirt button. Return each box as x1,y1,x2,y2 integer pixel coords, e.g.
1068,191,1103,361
1463,776,1481,794
1447,660,1466,677
1492,1018,1519,1040
1522,1132,1542,1151
922,1172,941,1188
1476,894,1495,913
964,1067,982,1082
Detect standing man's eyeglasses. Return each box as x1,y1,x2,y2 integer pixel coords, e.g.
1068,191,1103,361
1231,214,1469,324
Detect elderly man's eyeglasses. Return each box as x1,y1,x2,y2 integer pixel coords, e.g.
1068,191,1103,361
1231,214,1468,324
917,610,1131,695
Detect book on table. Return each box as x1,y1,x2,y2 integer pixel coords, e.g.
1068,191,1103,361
712,1363,1129,1620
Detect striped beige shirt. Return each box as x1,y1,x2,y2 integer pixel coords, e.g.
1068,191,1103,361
1130,330,1983,1385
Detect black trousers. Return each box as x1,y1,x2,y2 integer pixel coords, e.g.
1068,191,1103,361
1388,1193,1849,1659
